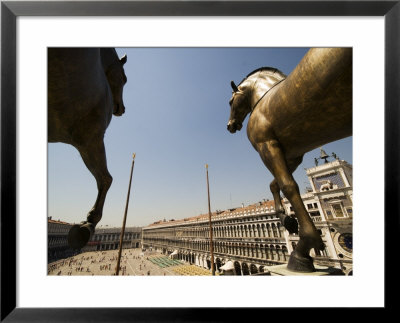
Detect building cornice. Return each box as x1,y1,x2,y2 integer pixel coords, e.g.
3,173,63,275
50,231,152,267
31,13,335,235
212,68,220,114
306,159,352,176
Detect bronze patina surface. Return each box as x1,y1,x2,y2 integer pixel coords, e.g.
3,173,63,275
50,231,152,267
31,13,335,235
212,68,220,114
227,48,352,272
48,48,127,249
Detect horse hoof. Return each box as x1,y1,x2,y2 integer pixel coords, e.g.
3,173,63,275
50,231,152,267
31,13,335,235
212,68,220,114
68,223,94,249
287,250,315,273
284,216,299,234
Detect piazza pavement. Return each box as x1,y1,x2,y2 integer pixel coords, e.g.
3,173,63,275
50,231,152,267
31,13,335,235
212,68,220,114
48,248,217,276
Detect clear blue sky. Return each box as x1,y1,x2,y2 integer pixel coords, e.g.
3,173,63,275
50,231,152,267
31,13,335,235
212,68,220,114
48,48,352,227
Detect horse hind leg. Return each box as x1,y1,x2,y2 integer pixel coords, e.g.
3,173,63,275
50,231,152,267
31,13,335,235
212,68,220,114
68,140,112,250
270,179,299,234
261,140,324,272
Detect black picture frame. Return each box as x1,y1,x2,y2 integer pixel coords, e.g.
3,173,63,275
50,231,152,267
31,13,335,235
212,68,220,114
1,0,398,321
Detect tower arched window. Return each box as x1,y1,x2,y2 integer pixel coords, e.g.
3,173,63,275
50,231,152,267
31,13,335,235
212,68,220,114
272,223,278,237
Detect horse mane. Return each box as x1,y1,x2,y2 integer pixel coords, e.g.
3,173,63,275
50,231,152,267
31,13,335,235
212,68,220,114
238,67,287,86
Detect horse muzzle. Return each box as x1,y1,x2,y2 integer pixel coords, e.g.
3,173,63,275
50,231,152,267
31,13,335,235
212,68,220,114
113,103,125,116
227,120,242,133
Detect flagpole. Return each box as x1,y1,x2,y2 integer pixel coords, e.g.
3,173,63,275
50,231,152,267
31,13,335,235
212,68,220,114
116,153,136,276
205,164,215,276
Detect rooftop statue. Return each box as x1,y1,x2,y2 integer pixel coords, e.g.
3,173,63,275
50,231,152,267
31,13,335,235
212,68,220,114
48,48,128,249
227,48,352,272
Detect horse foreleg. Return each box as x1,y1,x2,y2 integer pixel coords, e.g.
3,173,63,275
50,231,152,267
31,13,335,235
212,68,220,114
266,155,302,234
68,140,112,249
270,179,298,234
261,139,324,272
270,178,285,216
78,140,112,225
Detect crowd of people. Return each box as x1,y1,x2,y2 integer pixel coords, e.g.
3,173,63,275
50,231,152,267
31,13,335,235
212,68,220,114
48,248,177,276
48,254,101,275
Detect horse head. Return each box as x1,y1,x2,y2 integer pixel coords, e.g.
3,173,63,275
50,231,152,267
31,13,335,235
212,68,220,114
101,48,128,117
227,68,286,134
227,80,252,133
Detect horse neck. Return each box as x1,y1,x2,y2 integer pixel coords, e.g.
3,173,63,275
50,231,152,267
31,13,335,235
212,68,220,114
243,78,273,111
100,48,118,72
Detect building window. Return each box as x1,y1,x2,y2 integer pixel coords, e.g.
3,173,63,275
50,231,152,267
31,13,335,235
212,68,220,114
332,204,345,218
272,224,278,237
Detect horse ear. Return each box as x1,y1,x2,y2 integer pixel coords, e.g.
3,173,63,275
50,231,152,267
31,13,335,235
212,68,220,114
120,55,127,65
231,81,239,92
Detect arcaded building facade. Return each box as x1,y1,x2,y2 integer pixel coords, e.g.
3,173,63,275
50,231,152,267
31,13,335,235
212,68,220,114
142,157,353,275
142,200,290,275
48,218,76,263
82,226,142,252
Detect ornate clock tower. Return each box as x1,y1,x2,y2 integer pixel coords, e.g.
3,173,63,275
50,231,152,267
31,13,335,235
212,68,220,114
284,148,353,274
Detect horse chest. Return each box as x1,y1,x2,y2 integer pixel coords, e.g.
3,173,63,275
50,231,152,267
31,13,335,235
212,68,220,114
246,112,274,145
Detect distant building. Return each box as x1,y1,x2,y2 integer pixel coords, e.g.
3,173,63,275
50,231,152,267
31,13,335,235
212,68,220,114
82,226,142,252
48,217,76,263
142,153,353,275
48,217,143,262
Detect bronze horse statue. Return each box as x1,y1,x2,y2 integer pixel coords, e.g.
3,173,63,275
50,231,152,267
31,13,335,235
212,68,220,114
48,48,127,249
227,48,352,272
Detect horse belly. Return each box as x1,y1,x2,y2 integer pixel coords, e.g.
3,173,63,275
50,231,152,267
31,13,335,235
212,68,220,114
268,52,352,159
48,90,113,145
279,119,352,159
48,50,113,144
274,97,352,159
